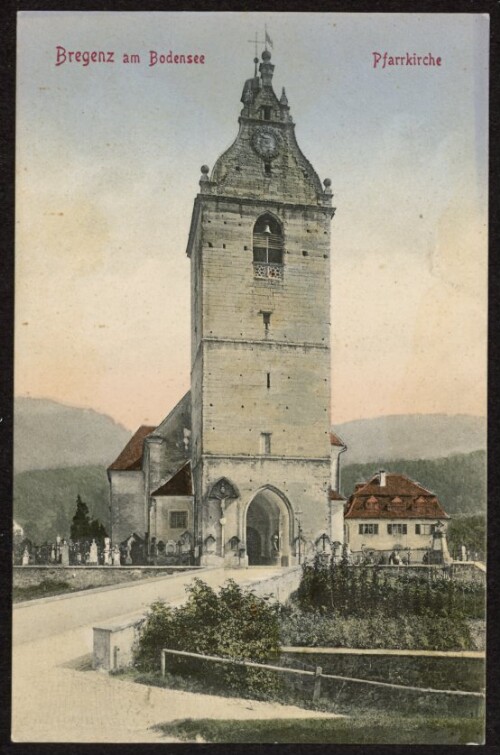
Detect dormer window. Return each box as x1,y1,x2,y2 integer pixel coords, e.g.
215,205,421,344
262,106,272,121
253,214,284,280
365,496,379,511
388,496,405,512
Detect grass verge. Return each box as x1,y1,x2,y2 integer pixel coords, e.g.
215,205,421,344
153,714,484,744
13,579,74,602
116,666,484,723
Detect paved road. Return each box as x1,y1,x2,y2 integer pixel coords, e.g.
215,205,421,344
14,566,231,644
12,567,340,742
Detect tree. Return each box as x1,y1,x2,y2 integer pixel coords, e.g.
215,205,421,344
70,495,91,541
70,494,108,542
446,515,486,558
89,517,107,543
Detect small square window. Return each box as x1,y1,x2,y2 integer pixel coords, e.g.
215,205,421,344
170,511,188,529
260,432,271,454
388,523,407,535
359,523,378,535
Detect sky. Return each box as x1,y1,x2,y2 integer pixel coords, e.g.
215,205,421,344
16,12,488,432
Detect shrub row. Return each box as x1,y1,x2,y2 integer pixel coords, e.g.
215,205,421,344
296,556,485,620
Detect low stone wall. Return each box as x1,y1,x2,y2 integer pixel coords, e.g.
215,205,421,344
13,565,200,591
94,612,147,672
242,566,302,604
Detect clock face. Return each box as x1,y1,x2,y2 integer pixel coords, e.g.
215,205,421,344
251,126,281,160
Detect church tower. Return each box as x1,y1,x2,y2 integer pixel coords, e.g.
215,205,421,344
186,49,340,566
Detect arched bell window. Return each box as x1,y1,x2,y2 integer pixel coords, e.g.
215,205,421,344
253,214,284,280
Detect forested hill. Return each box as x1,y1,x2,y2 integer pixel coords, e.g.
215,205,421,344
340,451,486,517
14,451,486,544
14,465,109,543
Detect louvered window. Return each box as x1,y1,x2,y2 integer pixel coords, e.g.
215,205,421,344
253,214,284,280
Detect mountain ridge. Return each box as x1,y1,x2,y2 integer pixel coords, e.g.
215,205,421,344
334,413,485,465
14,397,486,472
14,397,131,473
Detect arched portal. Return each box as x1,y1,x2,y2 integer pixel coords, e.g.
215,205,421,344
245,487,292,566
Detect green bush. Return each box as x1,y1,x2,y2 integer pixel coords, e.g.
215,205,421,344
134,578,282,698
279,604,473,651
296,556,485,620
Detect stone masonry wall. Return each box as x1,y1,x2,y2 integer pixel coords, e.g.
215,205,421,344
13,566,195,591
203,342,330,457
109,470,147,543
199,200,331,345
200,456,331,565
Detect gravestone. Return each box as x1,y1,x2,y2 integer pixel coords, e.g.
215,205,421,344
60,540,70,566
88,539,99,565
103,537,111,565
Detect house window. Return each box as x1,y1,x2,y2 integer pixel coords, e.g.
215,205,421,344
415,523,434,535
358,523,379,535
264,162,272,175
262,106,272,120
266,372,271,389
170,511,188,529
387,523,407,535
260,432,271,454
253,214,284,280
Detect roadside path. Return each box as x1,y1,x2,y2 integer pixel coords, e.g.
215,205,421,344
12,567,341,742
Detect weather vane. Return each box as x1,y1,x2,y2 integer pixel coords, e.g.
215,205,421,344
247,26,274,57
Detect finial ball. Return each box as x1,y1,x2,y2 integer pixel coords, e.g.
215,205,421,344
323,178,332,188
201,165,210,175
262,49,272,61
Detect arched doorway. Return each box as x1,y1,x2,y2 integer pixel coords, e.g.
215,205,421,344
245,487,292,566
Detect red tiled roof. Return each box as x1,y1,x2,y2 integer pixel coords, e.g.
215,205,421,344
107,425,156,471
329,488,346,501
151,461,193,497
354,473,435,498
330,431,346,447
344,472,449,520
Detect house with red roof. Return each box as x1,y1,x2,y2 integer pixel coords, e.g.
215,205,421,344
344,470,451,563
